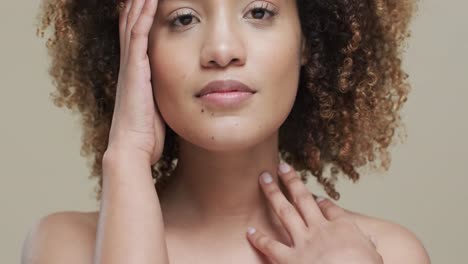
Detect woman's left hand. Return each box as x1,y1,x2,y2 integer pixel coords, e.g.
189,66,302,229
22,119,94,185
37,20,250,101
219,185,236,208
246,162,383,264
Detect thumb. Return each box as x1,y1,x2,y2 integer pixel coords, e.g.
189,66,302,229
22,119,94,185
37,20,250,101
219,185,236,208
315,196,346,221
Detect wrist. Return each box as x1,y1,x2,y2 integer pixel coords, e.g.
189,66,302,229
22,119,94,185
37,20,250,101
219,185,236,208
101,148,157,190
103,146,152,167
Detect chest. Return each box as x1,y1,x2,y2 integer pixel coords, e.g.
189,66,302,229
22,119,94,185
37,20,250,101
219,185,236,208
165,233,271,264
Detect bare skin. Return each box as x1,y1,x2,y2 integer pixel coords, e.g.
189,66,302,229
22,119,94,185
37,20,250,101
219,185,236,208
22,0,431,263
21,201,431,263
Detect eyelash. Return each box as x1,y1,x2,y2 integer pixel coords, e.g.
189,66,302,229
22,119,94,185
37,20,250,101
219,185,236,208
169,2,278,29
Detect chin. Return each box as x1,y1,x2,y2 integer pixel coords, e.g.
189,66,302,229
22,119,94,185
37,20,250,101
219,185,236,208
175,118,280,152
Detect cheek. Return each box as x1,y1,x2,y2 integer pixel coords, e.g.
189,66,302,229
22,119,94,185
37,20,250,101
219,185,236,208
253,36,302,124
150,41,189,95
149,38,195,126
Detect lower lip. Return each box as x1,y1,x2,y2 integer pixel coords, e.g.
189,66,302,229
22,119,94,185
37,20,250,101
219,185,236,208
197,92,254,108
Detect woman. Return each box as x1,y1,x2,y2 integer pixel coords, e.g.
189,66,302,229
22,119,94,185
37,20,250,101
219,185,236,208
22,0,430,263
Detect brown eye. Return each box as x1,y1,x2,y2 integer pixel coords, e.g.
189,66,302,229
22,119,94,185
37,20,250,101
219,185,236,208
250,8,271,19
244,2,278,20
174,14,194,26
170,11,200,28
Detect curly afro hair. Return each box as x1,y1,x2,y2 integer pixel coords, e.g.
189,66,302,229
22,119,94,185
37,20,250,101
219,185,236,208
36,0,417,202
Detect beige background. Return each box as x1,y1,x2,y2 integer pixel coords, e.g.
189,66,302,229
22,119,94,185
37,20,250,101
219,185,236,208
1,0,467,263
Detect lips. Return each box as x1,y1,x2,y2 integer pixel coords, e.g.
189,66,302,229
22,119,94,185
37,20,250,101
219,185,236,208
196,80,257,97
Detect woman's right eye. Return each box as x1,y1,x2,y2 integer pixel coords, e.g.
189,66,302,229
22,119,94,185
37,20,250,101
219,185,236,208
169,11,200,28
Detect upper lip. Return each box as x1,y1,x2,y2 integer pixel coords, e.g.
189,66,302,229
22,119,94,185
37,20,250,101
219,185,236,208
196,80,257,97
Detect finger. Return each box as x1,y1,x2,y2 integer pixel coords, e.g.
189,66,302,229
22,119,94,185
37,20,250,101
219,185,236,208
125,0,146,61
315,196,346,221
246,227,291,264
277,162,327,227
128,0,158,63
125,0,143,52
119,0,132,60
259,172,308,244
133,0,158,33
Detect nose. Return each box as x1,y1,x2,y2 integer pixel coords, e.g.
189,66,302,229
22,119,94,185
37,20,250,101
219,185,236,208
200,17,246,69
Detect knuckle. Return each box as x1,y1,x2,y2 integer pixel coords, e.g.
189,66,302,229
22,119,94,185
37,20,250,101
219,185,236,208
140,11,154,22
130,27,144,39
303,233,316,246
258,236,273,251
285,175,302,187
295,191,314,205
265,187,281,198
278,204,296,218
127,12,137,24
119,6,129,16
322,203,346,219
118,6,128,21
318,199,333,210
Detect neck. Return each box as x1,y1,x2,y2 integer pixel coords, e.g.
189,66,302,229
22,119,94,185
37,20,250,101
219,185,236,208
159,131,288,237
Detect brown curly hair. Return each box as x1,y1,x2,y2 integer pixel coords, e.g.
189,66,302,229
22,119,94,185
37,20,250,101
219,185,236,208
36,0,416,202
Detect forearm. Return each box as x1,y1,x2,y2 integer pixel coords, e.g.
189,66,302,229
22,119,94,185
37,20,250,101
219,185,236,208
93,150,169,264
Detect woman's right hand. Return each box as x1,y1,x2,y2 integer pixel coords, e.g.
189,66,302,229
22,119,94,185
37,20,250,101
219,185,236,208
94,2,171,264
107,0,164,165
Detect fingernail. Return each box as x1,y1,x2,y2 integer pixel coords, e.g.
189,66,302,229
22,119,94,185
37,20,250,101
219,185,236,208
278,162,291,173
315,196,326,203
261,172,273,184
247,227,256,235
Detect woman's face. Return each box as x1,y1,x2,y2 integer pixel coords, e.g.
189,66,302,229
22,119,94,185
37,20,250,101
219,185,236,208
149,0,306,151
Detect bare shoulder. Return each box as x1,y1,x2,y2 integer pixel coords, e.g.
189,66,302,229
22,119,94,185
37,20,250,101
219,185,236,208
21,210,99,264
342,207,431,264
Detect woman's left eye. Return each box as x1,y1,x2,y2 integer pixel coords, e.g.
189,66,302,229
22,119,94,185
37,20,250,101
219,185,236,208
244,2,278,20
